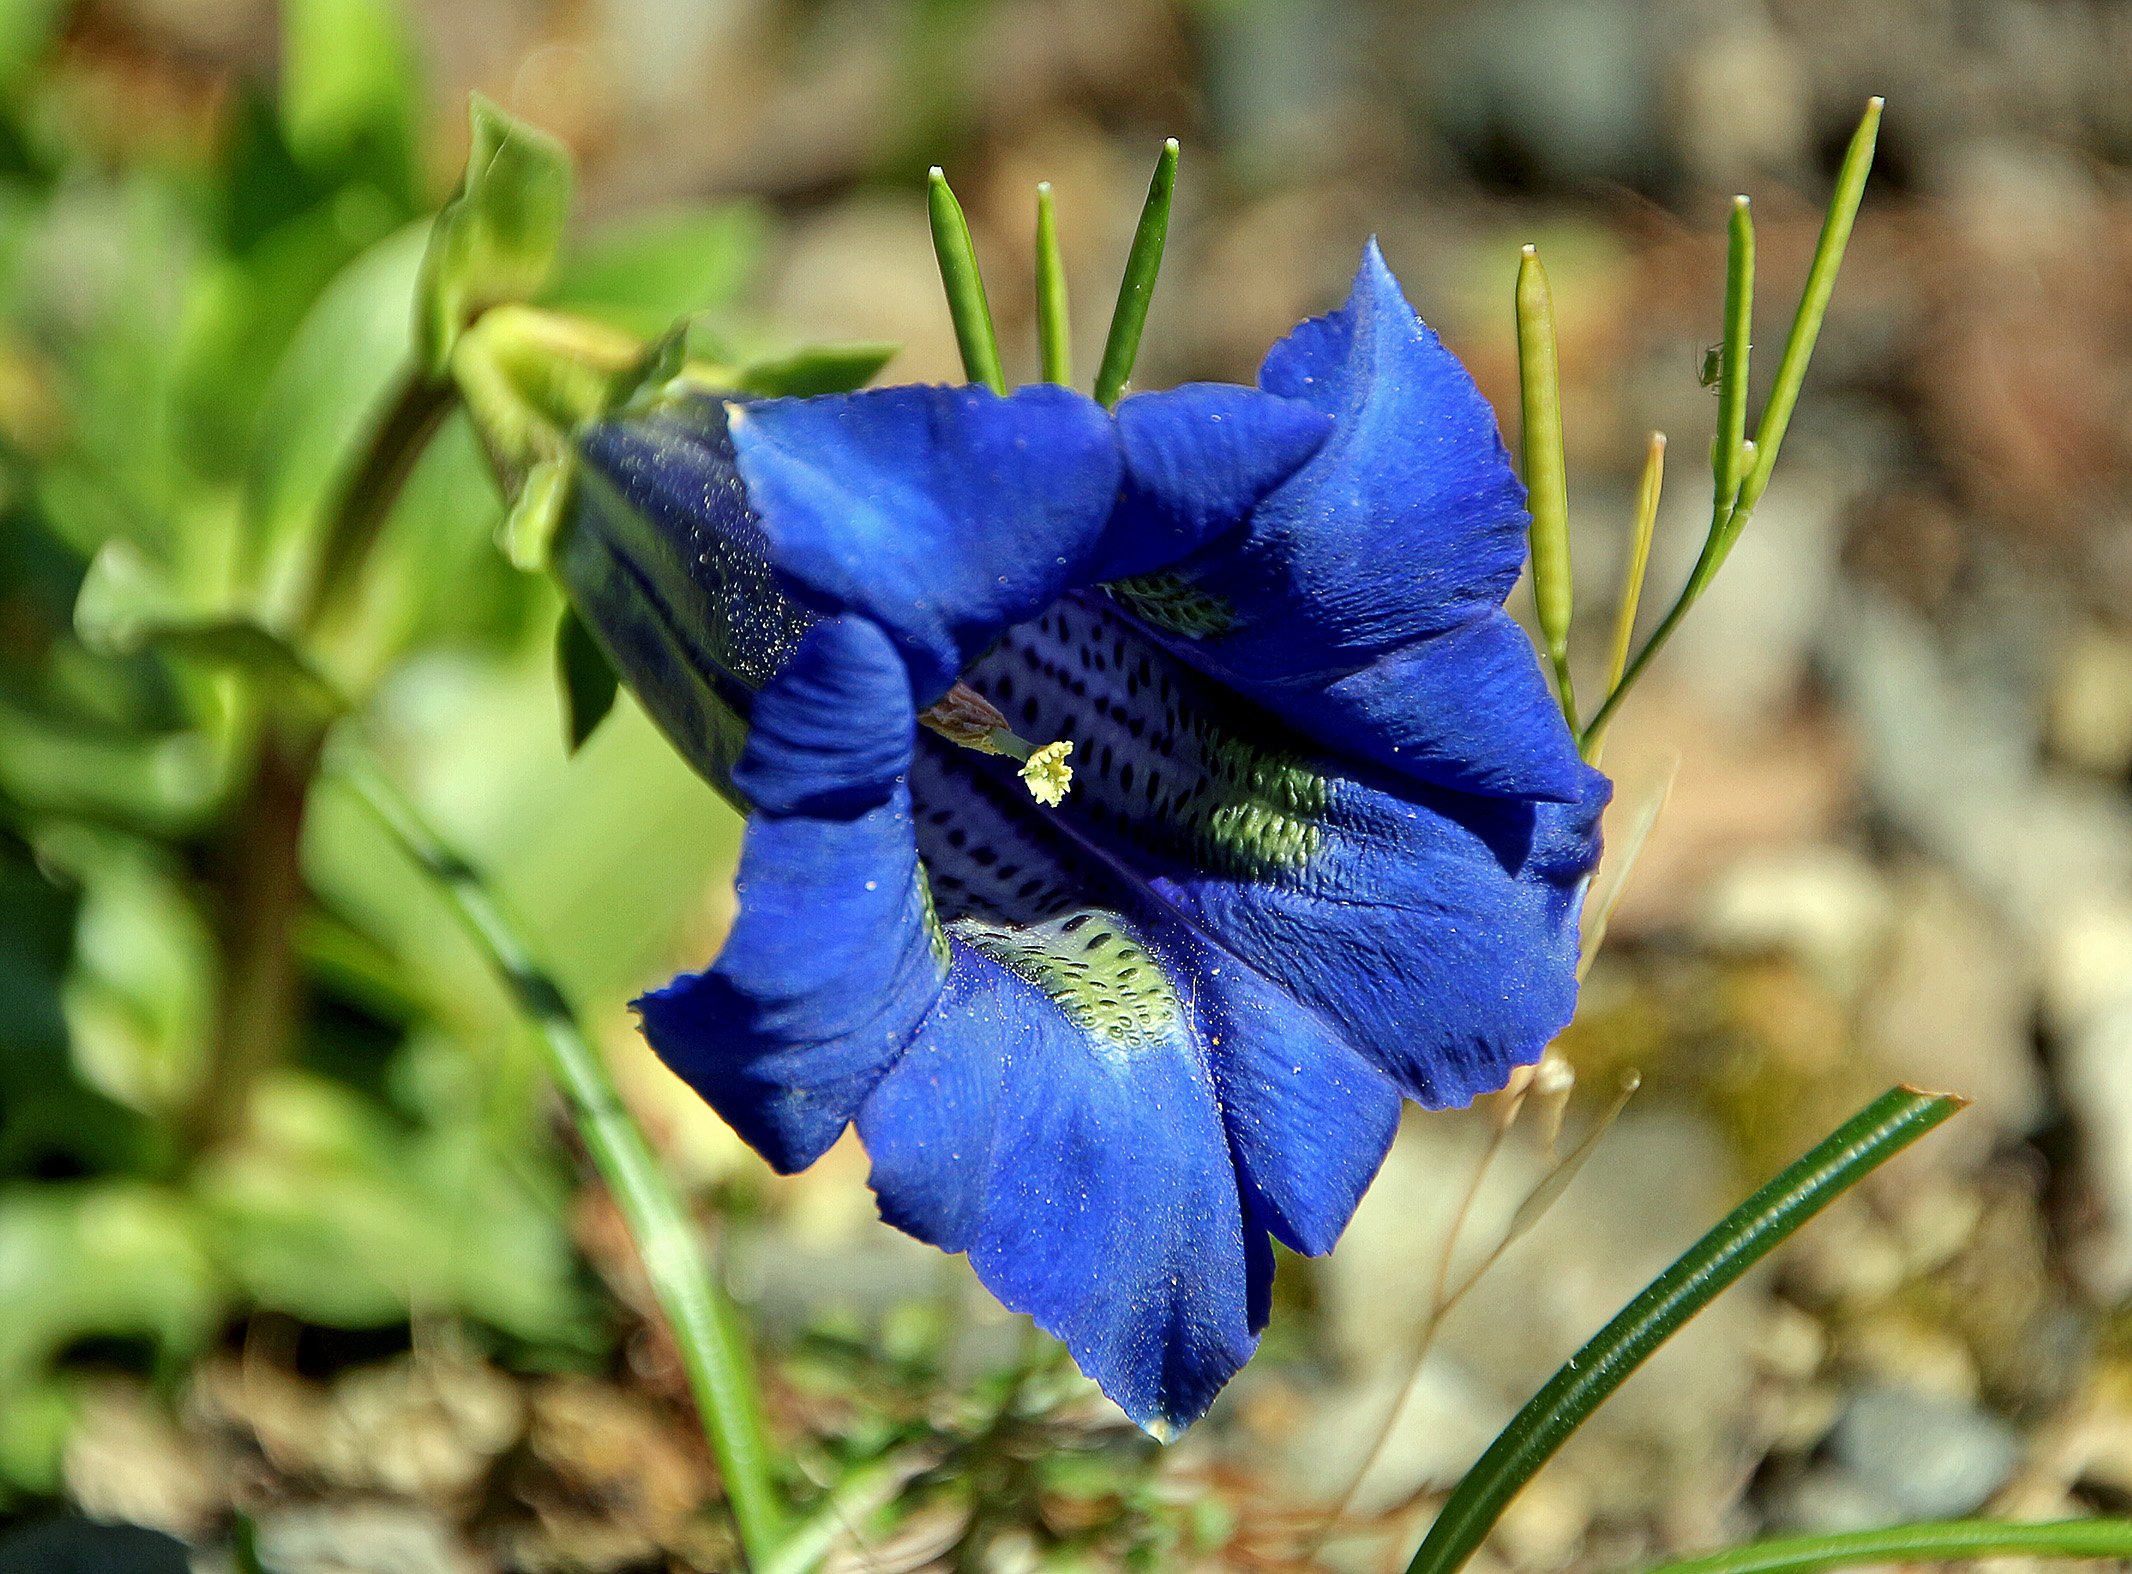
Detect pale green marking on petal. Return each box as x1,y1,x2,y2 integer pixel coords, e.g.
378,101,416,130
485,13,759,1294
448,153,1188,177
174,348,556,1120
915,862,953,975
1105,572,1235,639
1183,735,1327,875
960,911,1182,1052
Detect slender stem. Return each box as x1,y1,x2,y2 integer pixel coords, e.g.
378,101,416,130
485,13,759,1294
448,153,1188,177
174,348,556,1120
1092,138,1178,409
1515,244,1577,727
1586,431,1665,763
1630,1518,2132,1574
1732,99,1881,525
337,749,788,1569
189,722,319,1151
1402,1085,1965,1574
928,167,1007,394
1034,182,1072,386
1579,98,1879,752
294,370,457,632
193,371,457,1155
1710,197,1754,519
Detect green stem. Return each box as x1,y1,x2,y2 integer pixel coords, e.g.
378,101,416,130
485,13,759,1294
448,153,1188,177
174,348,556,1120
294,370,457,632
194,371,456,1155
1709,196,1755,520
1402,1085,1964,1574
1580,99,1879,752
1732,99,1881,525
928,167,1007,394
336,749,787,1569
1092,138,1179,409
1630,1518,2132,1574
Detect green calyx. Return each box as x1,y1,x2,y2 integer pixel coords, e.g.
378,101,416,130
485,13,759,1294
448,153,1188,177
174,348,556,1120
450,304,646,569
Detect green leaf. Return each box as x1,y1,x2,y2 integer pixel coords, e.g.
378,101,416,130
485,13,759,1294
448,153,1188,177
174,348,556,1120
57,832,218,1119
194,1070,596,1349
545,203,768,336
1632,1518,2132,1574
414,95,573,380
1403,1085,1965,1574
730,340,900,398
555,602,617,752
279,0,423,206
0,1182,223,1486
75,542,344,714
0,0,63,99
244,221,430,613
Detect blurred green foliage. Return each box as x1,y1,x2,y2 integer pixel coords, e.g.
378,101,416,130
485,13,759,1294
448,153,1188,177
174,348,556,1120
0,0,758,1497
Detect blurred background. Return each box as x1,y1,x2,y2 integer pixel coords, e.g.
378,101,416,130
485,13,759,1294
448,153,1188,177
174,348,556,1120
4,0,2132,1569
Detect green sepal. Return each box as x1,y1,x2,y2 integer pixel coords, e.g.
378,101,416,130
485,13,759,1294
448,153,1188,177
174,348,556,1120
500,454,574,572
555,602,619,753
726,341,899,398
415,95,573,379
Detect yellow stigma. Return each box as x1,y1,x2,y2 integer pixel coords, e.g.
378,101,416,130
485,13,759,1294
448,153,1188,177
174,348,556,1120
1017,740,1075,806
916,683,1075,805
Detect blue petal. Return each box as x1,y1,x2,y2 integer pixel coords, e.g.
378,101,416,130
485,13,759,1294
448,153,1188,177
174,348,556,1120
958,592,1605,1110
857,941,1259,1437
1097,383,1332,579
1104,241,1586,802
730,384,1123,698
634,617,946,1170
1170,769,1608,1109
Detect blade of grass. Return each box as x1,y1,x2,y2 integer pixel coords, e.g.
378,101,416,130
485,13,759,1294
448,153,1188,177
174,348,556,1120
1092,138,1179,409
1629,1517,2132,1574
1711,197,1755,516
1580,99,1880,752
928,167,1007,394
335,745,787,1570
1516,245,1577,728
1035,182,1072,386
1402,1083,1965,1574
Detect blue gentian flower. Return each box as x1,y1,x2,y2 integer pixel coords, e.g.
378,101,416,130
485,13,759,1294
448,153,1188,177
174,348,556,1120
557,242,1609,1437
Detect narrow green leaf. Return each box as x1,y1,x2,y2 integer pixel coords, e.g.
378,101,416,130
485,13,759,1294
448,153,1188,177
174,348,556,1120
336,748,787,1568
927,167,1007,394
1035,182,1072,386
1093,138,1179,409
1403,1084,1965,1574
1711,196,1754,515
1631,1517,2132,1574
1731,98,1882,529
1516,245,1576,727
415,95,573,379
555,603,618,753
732,341,900,398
